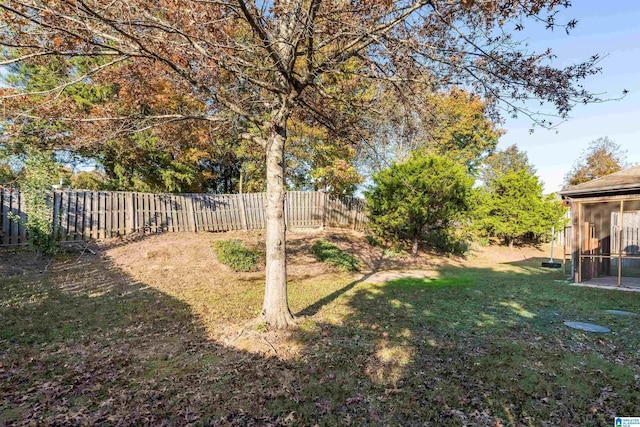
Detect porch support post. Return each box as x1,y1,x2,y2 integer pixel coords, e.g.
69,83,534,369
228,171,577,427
563,224,568,275
577,201,583,283
618,200,624,287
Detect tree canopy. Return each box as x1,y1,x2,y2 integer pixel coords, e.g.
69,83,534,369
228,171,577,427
475,168,566,247
366,153,473,256
480,144,536,186
0,0,603,327
564,137,629,187
359,88,503,176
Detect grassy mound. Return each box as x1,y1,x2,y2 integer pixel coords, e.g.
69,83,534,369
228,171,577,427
213,239,258,272
311,239,361,272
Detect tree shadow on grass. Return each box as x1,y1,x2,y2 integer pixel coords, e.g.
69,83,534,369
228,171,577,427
1,252,639,425
296,271,377,317
286,267,640,425
0,250,300,425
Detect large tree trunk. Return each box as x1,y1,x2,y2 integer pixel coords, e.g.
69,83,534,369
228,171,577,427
262,114,295,328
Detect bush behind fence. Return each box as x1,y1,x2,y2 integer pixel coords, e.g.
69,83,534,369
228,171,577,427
0,188,367,246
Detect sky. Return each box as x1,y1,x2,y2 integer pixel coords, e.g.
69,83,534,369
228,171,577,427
498,1,640,193
1,1,637,192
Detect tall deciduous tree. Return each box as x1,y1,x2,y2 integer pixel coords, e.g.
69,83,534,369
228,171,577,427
359,87,502,176
287,118,363,195
564,137,629,186
1,0,602,327
4,57,363,194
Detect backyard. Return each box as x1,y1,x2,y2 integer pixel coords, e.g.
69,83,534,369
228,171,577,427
1,230,639,426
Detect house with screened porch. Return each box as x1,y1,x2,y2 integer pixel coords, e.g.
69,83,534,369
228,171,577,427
559,165,640,288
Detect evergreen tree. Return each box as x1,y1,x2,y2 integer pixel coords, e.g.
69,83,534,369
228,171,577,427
475,169,566,247
366,153,474,256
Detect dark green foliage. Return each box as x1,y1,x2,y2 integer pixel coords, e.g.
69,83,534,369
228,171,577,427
311,240,361,271
213,240,258,272
365,153,474,255
14,150,60,254
474,169,567,246
365,234,383,247
474,145,567,246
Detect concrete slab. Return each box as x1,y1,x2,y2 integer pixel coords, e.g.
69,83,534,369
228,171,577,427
564,321,611,333
604,310,637,316
581,276,640,289
568,282,640,292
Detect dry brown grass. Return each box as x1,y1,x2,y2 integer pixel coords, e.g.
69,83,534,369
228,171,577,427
4,230,637,426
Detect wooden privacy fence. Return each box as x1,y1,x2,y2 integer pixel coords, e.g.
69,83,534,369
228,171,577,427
1,188,367,246
0,188,27,246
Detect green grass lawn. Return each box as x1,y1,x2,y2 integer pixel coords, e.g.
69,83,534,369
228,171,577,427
1,249,639,426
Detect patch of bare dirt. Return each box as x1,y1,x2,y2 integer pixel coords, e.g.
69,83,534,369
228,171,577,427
101,228,343,281
0,248,51,276
1,230,553,283
465,242,552,265
0,242,103,277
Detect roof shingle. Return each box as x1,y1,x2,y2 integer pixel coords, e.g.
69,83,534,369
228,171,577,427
559,165,640,197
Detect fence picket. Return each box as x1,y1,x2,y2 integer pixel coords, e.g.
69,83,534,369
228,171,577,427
0,189,367,245
205,195,215,231
93,193,99,239
9,190,19,244
59,191,69,242
17,191,27,243
212,195,220,231
212,195,222,231
1,189,8,245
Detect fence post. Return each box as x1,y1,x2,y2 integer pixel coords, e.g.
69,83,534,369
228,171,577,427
321,191,327,229
125,192,134,234
186,194,197,232
239,194,248,231
1,188,9,245
18,188,27,244
52,191,60,241
351,198,358,230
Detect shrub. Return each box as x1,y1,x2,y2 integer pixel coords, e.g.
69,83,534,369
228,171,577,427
365,153,474,256
311,239,361,272
474,169,568,247
213,240,258,272
13,150,60,254
365,234,383,247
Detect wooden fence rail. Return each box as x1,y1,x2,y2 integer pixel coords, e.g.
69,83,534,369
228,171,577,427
0,188,367,246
